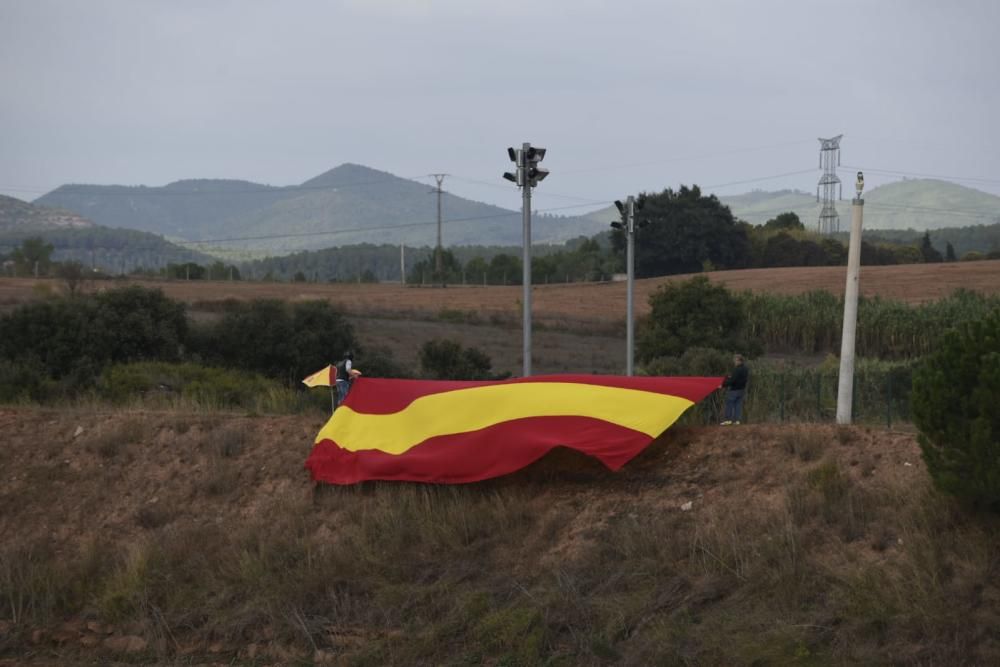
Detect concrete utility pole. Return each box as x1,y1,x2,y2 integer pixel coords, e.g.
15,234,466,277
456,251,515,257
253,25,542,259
400,244,405,285
431,174,447,279
503,143,549,377
837,171,865,424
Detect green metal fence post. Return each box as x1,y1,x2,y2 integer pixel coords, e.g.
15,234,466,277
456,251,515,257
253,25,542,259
817,374,822,422
886,373,893,429
780,373,785,423
852,373,858,424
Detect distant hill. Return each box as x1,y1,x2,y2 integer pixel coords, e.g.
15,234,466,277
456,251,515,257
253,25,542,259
0,194,94,232
719,180,1000,231
582,180,1000,234
34,179,289,239
0,195,214,272
35,165,607,254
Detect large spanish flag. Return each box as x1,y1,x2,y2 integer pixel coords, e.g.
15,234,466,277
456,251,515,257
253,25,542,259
305,375,722,485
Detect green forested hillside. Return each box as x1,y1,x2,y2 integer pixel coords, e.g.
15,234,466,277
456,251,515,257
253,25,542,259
0,194,94,232
0,195,214,272
0,226,216,273
34,179,290,239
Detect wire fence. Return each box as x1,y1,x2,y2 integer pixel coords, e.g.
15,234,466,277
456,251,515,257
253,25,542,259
683,366,915,428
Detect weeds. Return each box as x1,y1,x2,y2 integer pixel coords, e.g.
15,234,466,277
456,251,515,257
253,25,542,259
86,418,145,459
780,428,827,461
4,422,1000,665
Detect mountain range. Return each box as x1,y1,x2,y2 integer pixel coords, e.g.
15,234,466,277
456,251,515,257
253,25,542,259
31,166,1000,259
35,164,602,255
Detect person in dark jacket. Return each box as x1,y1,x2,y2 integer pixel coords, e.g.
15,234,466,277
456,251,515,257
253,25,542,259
721,354,749,425
334,350,362,408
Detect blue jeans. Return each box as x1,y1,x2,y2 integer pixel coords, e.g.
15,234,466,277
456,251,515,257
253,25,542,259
335,379,351,407
724,389,745,422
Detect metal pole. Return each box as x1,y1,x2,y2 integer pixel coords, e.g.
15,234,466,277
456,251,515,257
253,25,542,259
522,142,532,377
626,196,635,376
433,174,446,280
886,373,892,429
836,193,865,424
780,373,785,422
400,244,405,285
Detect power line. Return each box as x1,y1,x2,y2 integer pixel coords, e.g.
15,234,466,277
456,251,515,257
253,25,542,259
839,164,1000,186
558,139,816,175
703,168,818,191
174,201,609,247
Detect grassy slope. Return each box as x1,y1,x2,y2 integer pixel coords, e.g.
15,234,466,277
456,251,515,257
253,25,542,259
1,409,998,665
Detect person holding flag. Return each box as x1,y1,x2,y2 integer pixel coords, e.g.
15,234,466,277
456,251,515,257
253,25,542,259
335,350,362,407
301,351,362,413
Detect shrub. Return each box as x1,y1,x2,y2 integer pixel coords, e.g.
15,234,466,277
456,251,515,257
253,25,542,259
419,339,496,380
193,299,356,383
637,276,760,362
97,362,310,412
0,286,186,384
643,347,732,377
0,358,59,403
913,307,1000,510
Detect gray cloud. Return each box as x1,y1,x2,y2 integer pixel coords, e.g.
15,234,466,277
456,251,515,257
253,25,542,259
2,0,998,214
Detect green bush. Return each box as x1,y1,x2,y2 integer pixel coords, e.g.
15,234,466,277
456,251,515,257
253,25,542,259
0,286,186,384
638,276,760,362
0,358,60,403
419,339,496,380
97,362,320,413
914,308,1000,510
643,347,732,377
192,299,355,383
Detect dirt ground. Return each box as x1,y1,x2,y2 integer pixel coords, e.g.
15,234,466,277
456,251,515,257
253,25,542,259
2,259,998,324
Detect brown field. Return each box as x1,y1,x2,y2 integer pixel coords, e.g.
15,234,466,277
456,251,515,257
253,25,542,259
2,260,997,375
2,260,998,326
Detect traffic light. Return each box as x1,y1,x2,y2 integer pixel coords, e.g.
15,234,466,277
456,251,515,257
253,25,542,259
503,144,547,189
610,200,627,230
524,146,548,187
503,147,523,186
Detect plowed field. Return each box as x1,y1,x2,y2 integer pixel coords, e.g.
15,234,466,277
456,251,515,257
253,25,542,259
2,260,998,326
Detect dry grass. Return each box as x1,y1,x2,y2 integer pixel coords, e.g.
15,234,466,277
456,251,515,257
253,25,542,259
1,411,998,665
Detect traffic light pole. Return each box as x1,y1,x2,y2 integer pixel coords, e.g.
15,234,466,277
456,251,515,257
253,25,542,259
503,142,547,377
521,142,532,377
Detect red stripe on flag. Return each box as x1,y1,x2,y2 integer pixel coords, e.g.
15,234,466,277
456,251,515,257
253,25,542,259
305,415,659,485
340,375,722,415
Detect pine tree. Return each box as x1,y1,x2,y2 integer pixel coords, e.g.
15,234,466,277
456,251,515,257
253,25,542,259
914,308,1000,510
945,241,957,262
919,231,943,263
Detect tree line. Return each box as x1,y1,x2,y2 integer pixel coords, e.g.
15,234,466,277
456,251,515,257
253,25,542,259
5,185,999,285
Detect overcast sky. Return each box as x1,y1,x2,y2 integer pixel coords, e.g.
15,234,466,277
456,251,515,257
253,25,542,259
1,0,998,214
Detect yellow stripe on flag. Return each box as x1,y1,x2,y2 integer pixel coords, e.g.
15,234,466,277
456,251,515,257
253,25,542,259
302,365,334,388
315,382,693,455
